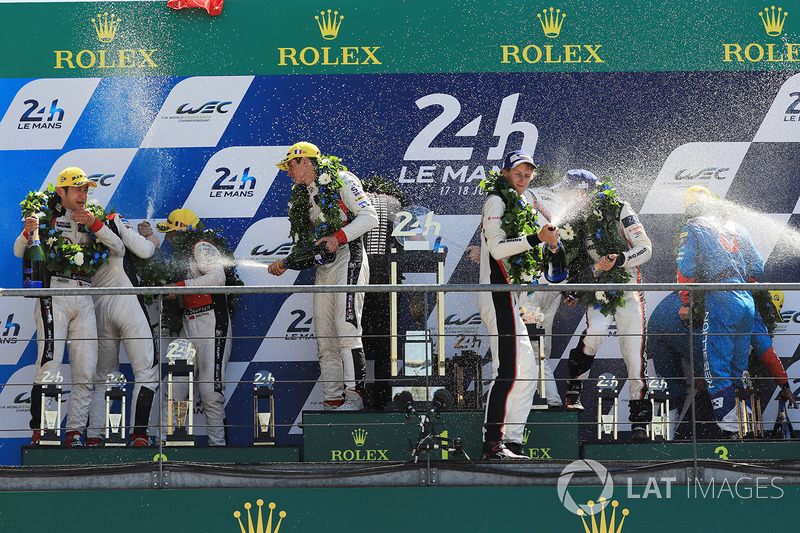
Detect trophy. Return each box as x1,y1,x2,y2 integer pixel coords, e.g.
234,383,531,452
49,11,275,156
104,371,127,447
39,374,64,446
452,350,482,409
389,206,447,387
736,371,764,438
253,371,276,445
526,319,548,410
165,339,196,446
647,378,669,441
596,373,619,441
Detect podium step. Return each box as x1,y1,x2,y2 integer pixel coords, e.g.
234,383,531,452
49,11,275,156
302,409,579,462
582,439,798,462
21,445,300,466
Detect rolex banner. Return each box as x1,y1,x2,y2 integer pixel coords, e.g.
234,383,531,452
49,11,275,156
0,0,799,466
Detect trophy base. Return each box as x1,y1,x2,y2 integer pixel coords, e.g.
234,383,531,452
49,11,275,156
253,436,275,446
166,436,196,447
530,398,549,410
105,438,126,447
166,427,195,447
39,430,61,446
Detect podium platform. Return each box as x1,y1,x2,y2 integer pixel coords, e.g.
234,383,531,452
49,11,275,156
21,444,300,466
302,409,579,462
582,439,798,462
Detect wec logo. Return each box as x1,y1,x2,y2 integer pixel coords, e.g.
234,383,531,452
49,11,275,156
251,243,293,257
176,101,232,115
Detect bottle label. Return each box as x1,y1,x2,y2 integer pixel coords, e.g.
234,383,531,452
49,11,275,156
23,279,43,289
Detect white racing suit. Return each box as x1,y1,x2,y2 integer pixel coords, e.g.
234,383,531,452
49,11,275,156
88,214,159,440
478,193,549,446
568,201,652,420
310,171,378,404
519,187,565,407
169,238,232,446
14,210,124,434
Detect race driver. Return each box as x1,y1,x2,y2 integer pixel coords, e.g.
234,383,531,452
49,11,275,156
14,167,124,447
86,214,161,447
478,150,562,460
269,142,378,411
678,185,764,437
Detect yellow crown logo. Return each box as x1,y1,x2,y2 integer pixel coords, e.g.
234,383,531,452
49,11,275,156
92,12,121,43
537,7,566,38
577,498,628,533
352,428,368,446
234,500,286,533
759,5,788,36
522,427,530,445
316,9,344,40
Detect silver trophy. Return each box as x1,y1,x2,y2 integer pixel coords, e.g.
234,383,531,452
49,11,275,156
39,373,64,446
597,373,619,441
526,320,548,410
648,378,669,441
253,371,276,445
104,371,127,447
165,338,196,446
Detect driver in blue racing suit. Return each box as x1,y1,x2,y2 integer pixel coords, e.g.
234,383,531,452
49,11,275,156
677,186,764,437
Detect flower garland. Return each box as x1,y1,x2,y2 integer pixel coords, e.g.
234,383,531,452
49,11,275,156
160,228,244,335
20,185,110,278
287,155,346,248
479,170,543,284
561,179,631,316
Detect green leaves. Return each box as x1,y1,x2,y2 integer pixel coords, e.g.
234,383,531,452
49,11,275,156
562,179,631,316
481,171,544,285
288,154,347,247
20,189,110,278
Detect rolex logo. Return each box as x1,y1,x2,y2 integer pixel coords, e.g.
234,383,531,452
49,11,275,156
316,9,344,40
577,498,628,533
522,427,530,445
537,7,566,38
92,12,121,43
759,5,788,36
352,428,368,446
233,500,286,533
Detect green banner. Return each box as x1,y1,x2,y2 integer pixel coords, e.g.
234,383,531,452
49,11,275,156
1,0,799,78
0,483,795,531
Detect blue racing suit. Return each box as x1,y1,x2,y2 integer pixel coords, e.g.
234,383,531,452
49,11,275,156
677,215,763,432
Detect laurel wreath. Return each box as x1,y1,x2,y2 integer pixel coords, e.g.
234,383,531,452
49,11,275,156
561,179,631,316
287,155,346,248
479,171,543,284
362,175,408,205
159,228,244,336
20,186,111,279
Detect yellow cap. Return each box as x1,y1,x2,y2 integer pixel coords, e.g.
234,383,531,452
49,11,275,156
276,141,321,171
156,208,201,233
769,290,784,315
683,185,711,210
57,167,97,188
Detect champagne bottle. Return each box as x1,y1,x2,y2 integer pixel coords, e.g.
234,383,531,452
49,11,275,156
23,227,46,289
283,243,336,270
772,397,794,439
544,241,567,283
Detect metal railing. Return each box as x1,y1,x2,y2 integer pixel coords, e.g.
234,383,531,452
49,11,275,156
0,281,797,482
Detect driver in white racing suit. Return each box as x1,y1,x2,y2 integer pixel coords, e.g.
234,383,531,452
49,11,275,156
269,142,378,411
14,167,124,447
86,214,161,447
